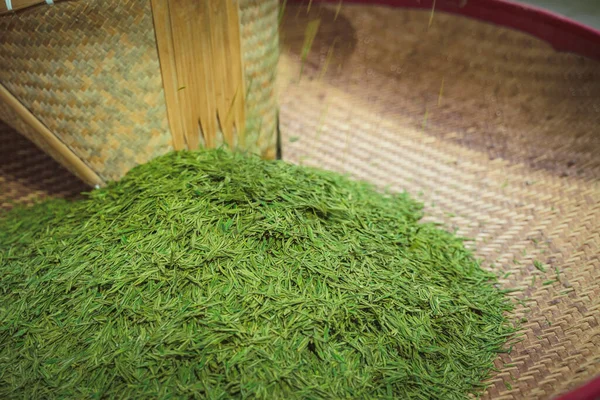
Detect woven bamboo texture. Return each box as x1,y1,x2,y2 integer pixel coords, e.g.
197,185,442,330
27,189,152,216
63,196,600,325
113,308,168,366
278,3,600,399
0,0,279,185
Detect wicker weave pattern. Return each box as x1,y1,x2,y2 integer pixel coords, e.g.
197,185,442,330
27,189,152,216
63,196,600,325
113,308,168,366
279,4,600,399
0,0,279,182
0,0,173,182
239,0,280,159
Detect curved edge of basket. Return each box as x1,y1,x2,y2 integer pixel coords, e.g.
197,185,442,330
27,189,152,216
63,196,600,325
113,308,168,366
289,0,600,61
0,84,104,187
0,0,62,15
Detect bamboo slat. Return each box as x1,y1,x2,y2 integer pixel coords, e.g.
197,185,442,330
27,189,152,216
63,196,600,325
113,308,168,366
0,83,103,186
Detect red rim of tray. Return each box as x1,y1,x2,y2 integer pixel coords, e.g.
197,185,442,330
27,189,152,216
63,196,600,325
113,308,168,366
287,0,600,61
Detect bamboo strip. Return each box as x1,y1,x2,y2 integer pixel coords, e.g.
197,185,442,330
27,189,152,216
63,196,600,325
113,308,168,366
206,0,228,147
194,1,217,149
225,0,246,147
150,0,186,150
0,83,103,186
171,0,198,150
210,0,231,146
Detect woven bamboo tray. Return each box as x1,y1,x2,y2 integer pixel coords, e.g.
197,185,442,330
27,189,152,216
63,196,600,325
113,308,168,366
0,0,279,186
2,1,600,399
277,3,600,399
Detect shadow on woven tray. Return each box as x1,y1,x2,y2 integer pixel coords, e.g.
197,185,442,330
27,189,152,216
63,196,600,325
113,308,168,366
282,3,600,182
0,122,88,210
280,6,357,78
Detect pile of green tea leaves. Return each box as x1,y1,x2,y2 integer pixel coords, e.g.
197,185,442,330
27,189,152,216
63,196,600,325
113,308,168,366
0,149,514,399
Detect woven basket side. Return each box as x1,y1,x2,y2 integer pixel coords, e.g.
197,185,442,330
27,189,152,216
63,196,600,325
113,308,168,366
0,0,280,184
0,0,173,183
